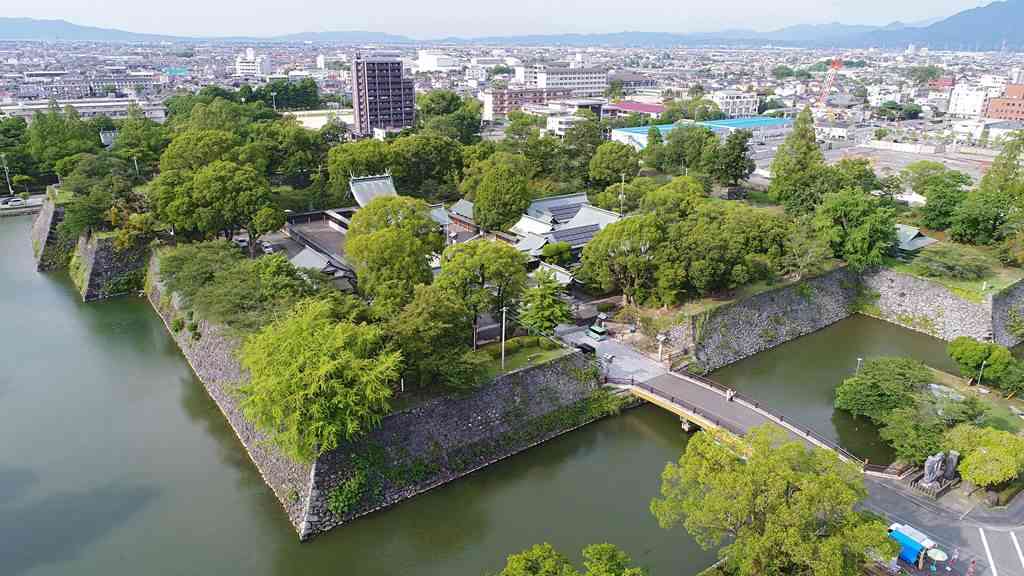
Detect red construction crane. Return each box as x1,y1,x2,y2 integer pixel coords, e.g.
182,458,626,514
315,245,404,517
818,57,843,107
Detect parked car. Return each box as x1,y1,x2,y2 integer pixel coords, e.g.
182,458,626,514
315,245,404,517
4,198,25,208
232,237,250,251
261,241,280,255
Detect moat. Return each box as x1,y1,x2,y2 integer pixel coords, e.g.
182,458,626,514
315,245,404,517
0,215,955,575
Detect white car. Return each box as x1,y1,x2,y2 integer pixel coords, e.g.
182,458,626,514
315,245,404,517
4,198,25,208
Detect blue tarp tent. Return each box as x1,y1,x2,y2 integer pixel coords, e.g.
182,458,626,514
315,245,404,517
890,529,924,564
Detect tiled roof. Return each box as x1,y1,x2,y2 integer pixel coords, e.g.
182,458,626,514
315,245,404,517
349,174,397,207
548,224,601,248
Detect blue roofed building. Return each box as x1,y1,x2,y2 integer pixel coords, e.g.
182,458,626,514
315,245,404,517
611,117,794,150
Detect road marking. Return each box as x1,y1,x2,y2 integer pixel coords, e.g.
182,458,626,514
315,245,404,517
980,527,998,576
1012,532,1024,570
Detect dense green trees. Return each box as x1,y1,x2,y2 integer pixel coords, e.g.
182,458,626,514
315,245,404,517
651,425,895,576
834,357,931,423
588,141,640,189
326,139,392,193
474,162,532,230
813,189,896,271
714,129,755,186
591,177,659,214
239,298,401,463
947,337,1015,384
946,424,1024,488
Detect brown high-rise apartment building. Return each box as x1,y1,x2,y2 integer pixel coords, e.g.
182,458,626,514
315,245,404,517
351,52,415,135
984,84,1024,121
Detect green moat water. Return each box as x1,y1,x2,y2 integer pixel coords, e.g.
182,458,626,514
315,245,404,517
0,215,956,575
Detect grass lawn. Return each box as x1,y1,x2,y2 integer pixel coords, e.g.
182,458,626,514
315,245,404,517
479,337,571,379
885,244,1024,303
47,187,74,206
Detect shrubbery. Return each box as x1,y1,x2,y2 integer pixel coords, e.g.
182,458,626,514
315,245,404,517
911,245,992,280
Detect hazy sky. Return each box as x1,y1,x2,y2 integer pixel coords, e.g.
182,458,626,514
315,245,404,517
8,0,991,38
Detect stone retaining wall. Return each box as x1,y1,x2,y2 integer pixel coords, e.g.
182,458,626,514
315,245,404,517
992,279,1024,347
30,196,74,272
861,268,993,342
692,267,861,372
146,254,604,541
301,351,598,539
72,233,150,302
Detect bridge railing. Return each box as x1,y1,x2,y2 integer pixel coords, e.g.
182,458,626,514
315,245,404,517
633,382,748,437
671,369,867,467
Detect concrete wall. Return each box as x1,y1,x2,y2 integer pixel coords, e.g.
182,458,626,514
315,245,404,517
691,267,861,372
71,233,150,301
30,196,74,272
147,254,605,541
861,268,993,342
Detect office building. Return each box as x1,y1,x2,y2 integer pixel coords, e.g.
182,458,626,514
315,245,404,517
983,84,1024,121
709,90,759,118
351,52,416,135
481,87,572,121
948,84,1002,118
234,48,272,78
416,50,460,72
515,65,608,98
0,97,167,124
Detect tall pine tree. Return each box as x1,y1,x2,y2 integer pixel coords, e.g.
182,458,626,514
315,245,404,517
769,107,826,213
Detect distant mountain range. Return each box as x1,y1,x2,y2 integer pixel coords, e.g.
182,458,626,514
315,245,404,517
1,0,1022,50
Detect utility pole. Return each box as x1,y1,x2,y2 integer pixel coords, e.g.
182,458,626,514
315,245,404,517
132,156,140,176
501,306,508,371
270,91,277,111
0,152,13,195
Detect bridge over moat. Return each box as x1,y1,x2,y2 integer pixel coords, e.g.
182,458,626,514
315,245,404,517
612,370,902,479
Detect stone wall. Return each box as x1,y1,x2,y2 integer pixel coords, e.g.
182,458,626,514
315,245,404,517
691,267,861,372
992,279,1024,347
861,268,993,342
147,257,314,531
71,233,150,302
300,351,600,539
30,196,74,272
146,254,605,541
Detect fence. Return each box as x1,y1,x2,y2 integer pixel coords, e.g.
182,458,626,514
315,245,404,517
669,369,868,467
632,381,750,437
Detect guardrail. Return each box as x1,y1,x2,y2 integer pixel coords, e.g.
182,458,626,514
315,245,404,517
632,382,749,437
670,369,868,467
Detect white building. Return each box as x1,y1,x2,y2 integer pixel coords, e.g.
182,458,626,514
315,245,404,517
709,90,758,118
0,97,167,124
545,115,582,137
234,48,272,78
948,84,1002,119
416,50,460,73
516,65,608,98
867,85,902,107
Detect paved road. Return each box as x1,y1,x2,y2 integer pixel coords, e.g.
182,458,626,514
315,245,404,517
865,479,1024,576
558,327,666,382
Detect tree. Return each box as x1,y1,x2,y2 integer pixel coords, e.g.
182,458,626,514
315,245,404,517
347,195,442,254
417,90,463,119
834,357,930,423
326,139,392,196
642,126,664,170
437,240,528,348
947,337,1015,384
26,103,102,174
579,214,664,307
158,128,239,173
946,424,1024,487
239,298,401,463
769,108,826,213
388,284,489,389
111,104,169,175
951,188,1010,245
591,177,659,214
783,215,833,279
879,407,945,466
190,160,279,253
541,241,573,267
588,142,640,189
813,189,896,270
917,170,971,230
714,129,755,186
831,158,880,193
348,226,433,318
389,133,463,197
497,543,645,576
561,115,604,184
474,162,531,230
459,151,533,200
651,424,895,576
519,270,572,335
639,176,707,217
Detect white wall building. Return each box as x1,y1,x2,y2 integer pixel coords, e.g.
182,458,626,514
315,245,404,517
709,90,758,118
416,50,460,72
545,115,582,137
949,84,1002,118
0,97,167,124
867,85,902,107
234,48,272,78
534,67,608,98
